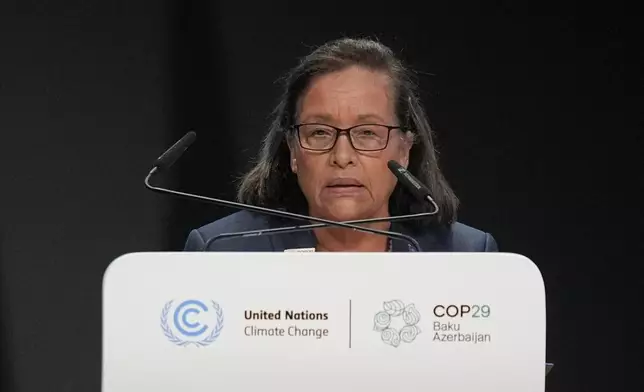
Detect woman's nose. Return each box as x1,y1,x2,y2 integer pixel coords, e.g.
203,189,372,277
330,133,357,167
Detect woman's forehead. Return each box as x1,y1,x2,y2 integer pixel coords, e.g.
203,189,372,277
297,68,395,123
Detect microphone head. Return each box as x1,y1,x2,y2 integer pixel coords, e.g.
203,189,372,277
154,131,197,171
387,160,403,173
387,160,431,202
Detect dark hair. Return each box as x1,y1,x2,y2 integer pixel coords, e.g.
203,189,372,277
237,37,459,228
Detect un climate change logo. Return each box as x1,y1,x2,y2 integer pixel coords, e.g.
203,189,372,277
160,299,224,347
373,300,421,347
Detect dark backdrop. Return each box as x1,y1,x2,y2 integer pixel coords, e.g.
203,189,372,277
1,1,640,391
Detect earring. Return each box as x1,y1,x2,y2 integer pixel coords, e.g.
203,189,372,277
292,159,297,172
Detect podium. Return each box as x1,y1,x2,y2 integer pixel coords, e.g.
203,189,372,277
101,252,547,392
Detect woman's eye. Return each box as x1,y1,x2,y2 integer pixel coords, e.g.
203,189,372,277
356,129,377,137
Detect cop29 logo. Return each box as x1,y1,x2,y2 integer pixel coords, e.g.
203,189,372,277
160,299,224,347
373,299,421,347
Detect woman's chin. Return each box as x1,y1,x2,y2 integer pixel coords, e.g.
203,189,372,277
317,201,371,222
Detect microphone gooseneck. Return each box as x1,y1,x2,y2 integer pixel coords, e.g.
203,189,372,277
204,212,438,250
145,132,423,252
203,160,440,250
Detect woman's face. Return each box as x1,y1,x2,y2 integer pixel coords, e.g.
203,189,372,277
289,65,413,221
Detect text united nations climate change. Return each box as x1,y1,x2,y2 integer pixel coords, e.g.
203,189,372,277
244,309,330,340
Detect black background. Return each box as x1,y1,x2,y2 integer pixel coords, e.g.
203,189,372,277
1,1,640,391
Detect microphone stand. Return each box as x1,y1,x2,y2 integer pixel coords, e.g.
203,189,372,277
144,167,423,251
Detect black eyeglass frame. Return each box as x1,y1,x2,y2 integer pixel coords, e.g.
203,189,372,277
291,123,408,152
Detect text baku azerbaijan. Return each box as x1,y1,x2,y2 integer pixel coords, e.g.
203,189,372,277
433,322,491,344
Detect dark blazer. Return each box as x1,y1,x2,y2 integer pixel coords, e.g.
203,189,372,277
184,211,498,252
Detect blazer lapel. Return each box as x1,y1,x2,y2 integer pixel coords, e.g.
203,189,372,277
390,222,449,252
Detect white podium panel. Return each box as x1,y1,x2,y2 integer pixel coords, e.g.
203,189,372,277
102,252,546,392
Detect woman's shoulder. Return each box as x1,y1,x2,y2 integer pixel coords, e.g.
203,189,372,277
410,221,499,252
200,210,272,234
444,221,498,252
183,211,273,251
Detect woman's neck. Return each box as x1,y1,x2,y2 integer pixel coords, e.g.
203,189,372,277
313,220,391,252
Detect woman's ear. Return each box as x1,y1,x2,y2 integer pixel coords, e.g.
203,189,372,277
399,131,414,168
291,157,298,173
287,139,298,173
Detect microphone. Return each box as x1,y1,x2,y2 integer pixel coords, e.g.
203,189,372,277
203,160,439,250
153,131,196,172
387,160,437,206
145,132,424,251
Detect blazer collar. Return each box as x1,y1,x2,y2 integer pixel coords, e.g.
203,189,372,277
270,219,448,252
271,226,316,251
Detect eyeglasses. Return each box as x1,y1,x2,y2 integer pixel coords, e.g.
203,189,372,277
292,123,405,152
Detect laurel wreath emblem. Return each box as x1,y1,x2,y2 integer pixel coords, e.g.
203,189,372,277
160,300,224,347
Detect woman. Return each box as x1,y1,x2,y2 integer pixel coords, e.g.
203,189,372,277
184,38,497,252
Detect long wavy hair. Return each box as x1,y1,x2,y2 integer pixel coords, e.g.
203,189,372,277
237,38,459,229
